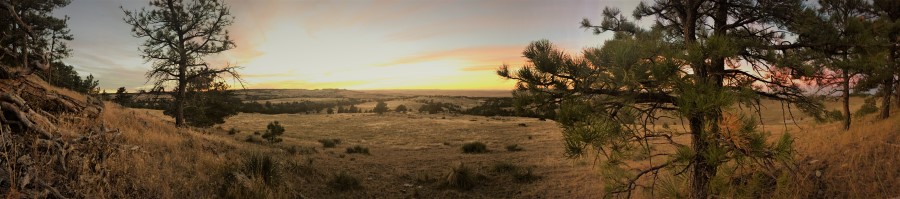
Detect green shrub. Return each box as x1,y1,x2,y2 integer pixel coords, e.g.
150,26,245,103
318,138,341,148
505,144,523,152
461,142,487,154
444,163,476,190
328,172,362,191
345,145,370,154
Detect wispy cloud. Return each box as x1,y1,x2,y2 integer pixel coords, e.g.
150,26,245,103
378,45,523,67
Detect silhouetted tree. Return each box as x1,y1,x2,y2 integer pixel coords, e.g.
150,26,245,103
373,101,389,114
123,0,242,127
501,1,824,197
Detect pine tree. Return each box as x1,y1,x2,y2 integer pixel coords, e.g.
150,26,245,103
262,121,284,143
500,1,823,197
372,101,389,114
123,0,242,127
792,0,880,130
0,0,73,77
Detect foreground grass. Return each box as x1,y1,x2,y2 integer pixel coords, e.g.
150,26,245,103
95,100,900,198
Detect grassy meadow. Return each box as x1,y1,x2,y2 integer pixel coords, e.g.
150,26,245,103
87,89,900,198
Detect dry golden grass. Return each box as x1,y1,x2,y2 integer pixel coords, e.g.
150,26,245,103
219,112,605,198
88,91,898,198
782,108,900,198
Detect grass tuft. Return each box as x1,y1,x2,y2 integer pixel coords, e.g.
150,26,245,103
318,138,342,148
444,162,477,190
345,145,370,154
505,144,523,152
328,171,363,191
461,142,487,154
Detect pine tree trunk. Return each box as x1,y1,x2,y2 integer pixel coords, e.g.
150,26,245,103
689,115,715,199
175,67,186,127
895,80,900,107
880,78,894,119
843,74,851,130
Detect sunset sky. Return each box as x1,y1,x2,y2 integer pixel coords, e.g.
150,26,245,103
58,0,641,91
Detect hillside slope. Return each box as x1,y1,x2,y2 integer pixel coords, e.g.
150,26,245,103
2,75,898,198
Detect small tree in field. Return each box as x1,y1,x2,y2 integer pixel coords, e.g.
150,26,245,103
262,121,284,143
123,0,242,127
372,101,389,114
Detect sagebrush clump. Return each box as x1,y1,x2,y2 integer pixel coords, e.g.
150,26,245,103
444,163,477,190
328,172,363,191
505,144,523,152
345,145,370,154
318,138,341,148
461,142,487,153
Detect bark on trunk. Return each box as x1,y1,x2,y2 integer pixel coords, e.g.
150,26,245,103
175,72,185,127
689,116,715,199
895,80,900,107
842,74,851,130
880,78,894,119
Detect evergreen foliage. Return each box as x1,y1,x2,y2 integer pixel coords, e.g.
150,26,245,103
372,101,389,114
262,121,284,143
500,1,825,197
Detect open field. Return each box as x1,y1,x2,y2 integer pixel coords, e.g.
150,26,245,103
87,87,900,198
219,113,603,198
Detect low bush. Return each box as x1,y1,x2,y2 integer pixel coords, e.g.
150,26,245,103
285,146,317,155
328,172,363,191
345,145,370,154
318,138,342,148
492,161,518,173
461,142,487,154
444,163,476,190
854,97,879,118
513,167,541,183
505,144,523,152
228,127,239,135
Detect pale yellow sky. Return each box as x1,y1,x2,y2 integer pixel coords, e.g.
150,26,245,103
59,0,641,91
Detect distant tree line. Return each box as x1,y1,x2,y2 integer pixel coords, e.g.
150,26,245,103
416,100,460,114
